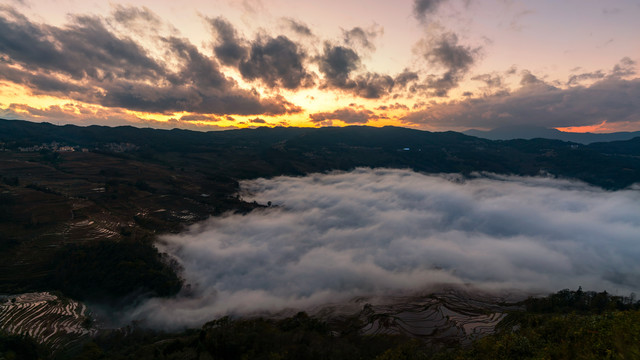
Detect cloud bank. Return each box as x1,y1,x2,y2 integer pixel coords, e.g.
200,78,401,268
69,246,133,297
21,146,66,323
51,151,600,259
421,32,481,96
0,7,300,116
129,169,640,329
2,5,638,131
405,61,640,130
309,107,376,125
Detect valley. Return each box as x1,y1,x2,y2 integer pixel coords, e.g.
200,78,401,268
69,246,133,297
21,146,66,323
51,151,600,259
1,119,639,358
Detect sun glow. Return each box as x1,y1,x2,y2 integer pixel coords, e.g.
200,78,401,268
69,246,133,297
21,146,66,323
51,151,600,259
0,82,71,110
555,121,609,133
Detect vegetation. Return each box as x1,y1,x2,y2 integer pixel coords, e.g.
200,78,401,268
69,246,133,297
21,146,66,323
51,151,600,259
55,290,640,359
1,118,639,189
48,240,183,304
524,287,638,314
71,312,431,360
0,332,48,360
436,289,640,360
430,311,640,360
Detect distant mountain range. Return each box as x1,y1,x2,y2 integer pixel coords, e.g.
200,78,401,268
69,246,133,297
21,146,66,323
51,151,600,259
1,118,639,190
463,125,640,144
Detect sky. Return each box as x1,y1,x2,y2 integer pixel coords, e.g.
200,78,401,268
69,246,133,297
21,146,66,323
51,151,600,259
127,169,640,329
0,0,639,132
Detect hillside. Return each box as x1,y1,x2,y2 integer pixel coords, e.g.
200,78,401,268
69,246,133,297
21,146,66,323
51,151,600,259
2,119,639,187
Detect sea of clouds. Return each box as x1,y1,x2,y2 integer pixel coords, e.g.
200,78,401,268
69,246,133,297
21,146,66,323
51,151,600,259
128,168,640,329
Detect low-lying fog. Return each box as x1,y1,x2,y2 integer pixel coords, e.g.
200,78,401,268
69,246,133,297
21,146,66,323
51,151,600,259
128,168,640,329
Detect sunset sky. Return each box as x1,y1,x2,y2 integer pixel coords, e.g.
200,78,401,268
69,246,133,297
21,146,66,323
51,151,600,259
1,0,639,132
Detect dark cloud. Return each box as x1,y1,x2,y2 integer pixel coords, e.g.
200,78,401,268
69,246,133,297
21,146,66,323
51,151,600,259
209,17,313,90
519,70,549,88
111,5,161,29
317,43,396,99
403,73,640,129
0,62,87,96
318,43,361,88
394,69,420,88
162,36,228,89
389,103,409,110
309,107,376,124
413,0,446,22
427,32,477,69
567,58,635,86
412,101,427,110
282,18,313,37
0,9,162,81
343,26,382,51
239,35,314,90
376,103,410,111
250,117,266,124
471,73,503,88
567,70,605,86
93,36,301,115
351,73,394,98
0,7,301,116
422,32,480,96
471,73,509,96
179,114,221,122
209,16,248,67
0,6,411,113
611,57,637,78
127,169,640,329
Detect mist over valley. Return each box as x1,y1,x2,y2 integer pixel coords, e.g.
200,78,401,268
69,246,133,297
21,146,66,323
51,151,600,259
124,169,640,329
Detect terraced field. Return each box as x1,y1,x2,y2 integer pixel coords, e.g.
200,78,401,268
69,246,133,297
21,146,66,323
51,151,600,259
0,292,96,352
316,288,523,345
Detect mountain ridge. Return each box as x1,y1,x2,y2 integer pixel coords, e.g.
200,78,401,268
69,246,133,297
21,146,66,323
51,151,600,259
464,125,640,144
